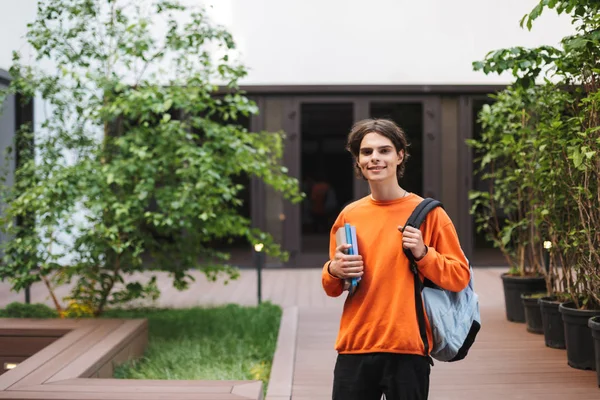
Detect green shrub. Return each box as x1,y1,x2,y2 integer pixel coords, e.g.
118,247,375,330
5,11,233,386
1,302,59,318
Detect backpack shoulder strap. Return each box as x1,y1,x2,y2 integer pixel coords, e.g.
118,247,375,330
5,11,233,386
403,198,443,265
405,198,443,231
403,198,443,364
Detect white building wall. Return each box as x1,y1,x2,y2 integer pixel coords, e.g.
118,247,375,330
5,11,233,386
0,1,37,71
217,0,575,85
1,1,575,85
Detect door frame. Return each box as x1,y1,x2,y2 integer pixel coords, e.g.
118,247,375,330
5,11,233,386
284,96,362,262
281,95,442,263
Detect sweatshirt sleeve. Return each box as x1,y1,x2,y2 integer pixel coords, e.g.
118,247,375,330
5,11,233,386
321,212,345,297
416,210,470,292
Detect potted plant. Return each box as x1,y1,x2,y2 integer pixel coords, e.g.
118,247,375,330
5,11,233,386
472,3,600,368
468,86,546,324
537,235,570,349
521,293,545,334
541,102,598,354
526,85,574,348
516,84,572,337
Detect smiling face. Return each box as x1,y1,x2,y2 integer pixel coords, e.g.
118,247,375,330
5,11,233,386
358,132,404,184
347,119,410,183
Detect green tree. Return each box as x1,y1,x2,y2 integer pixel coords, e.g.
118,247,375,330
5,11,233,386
0,0,302,316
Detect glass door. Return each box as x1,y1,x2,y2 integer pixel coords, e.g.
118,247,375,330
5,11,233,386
281,96,441,266
291,99,358,257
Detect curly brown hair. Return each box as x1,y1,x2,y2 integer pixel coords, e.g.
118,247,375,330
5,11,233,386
346,118,411,181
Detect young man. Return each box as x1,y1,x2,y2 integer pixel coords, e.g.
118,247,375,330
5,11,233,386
322,119,470,400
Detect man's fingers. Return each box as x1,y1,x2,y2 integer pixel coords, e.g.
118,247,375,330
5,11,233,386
339,262,364,272
335,243,352,253
339,270,364,278
402,229,420,237
342,267,364,273
401,226,422,236
334,256,361,264
342,260,363,267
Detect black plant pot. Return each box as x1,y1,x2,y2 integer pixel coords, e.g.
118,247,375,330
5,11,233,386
521,294,544,334
501,274,546,323
589,316,600,387
559,302,600,370
539,296,566,349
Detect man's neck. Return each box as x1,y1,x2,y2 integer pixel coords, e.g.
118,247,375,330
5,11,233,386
369,181,406,201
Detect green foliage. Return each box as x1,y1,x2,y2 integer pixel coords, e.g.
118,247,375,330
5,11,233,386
0,0,302,316
467,86,548,277
471,0,600,309
0,302,59,318
109,303,281,391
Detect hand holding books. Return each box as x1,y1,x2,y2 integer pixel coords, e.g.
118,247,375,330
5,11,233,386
334,223,362,295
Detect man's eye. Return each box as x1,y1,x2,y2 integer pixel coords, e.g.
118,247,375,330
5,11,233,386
380,149,389,153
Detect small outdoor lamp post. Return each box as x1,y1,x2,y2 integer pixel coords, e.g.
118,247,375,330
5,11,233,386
543,241,552,273
254,243,264,305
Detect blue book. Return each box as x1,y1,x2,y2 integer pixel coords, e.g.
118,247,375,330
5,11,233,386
344,223,353,255
350,225,359,258
344,223,360,294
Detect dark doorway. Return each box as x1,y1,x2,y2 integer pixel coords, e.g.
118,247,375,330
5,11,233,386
469,97,508,267
370,102,424,196
471,98,498,250
300,103,355,252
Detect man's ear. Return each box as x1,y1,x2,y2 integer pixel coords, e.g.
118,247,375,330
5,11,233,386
397,149,404,164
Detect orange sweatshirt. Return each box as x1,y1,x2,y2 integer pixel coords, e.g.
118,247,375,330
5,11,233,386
321,193,470,356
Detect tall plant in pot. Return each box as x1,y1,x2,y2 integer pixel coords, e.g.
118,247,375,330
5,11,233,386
556,76,600,369
530,86,575,348
474,0,600,370
468,85,547,324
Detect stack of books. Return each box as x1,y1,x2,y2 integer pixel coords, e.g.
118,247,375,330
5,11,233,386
336,223,360,295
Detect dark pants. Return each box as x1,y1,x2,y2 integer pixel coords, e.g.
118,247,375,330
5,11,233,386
332,353,431,400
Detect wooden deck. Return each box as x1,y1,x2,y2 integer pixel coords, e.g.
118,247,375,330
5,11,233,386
0,318,263,399
1,267,598,399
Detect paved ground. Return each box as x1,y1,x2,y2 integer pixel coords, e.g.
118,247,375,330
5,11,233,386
1,267,598,399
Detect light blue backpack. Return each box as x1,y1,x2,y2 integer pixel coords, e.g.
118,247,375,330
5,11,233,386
403,198,481,363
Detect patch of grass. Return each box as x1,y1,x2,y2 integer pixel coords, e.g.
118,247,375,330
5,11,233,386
106,302,282,390
0,300,282,392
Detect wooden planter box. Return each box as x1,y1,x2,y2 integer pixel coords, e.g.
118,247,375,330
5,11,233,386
0,318,263,399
